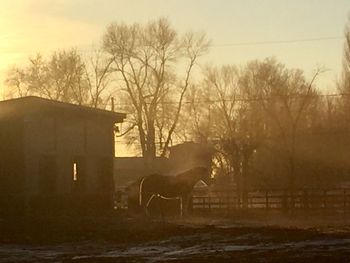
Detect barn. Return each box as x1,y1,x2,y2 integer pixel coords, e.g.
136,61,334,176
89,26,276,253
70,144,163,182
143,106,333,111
0,96,125,215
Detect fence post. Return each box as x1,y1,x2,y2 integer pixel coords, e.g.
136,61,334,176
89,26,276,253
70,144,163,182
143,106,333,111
237,192,241,209
188,196,193,215
226,192,230,215
208,196,211,213
282,190,287,213
343,190,346,216
322,189,328,216
265,190,269,210
304,190,308,210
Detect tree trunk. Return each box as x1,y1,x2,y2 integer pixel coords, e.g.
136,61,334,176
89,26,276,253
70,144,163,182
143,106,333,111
241,152,249,209
145,118,157,169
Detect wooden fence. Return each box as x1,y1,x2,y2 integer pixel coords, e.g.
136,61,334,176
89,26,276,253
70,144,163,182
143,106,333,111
191,189,350,214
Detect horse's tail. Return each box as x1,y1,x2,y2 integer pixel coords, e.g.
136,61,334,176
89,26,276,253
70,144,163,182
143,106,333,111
139,177,147,206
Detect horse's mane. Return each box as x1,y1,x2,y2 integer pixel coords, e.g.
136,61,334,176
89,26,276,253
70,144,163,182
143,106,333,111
175,166,209,182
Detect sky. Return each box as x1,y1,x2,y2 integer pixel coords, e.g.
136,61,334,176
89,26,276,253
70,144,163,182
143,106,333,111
0,0,349,91
1,0,350,155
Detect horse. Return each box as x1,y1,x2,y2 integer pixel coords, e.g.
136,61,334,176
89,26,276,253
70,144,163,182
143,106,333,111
127,166,209,217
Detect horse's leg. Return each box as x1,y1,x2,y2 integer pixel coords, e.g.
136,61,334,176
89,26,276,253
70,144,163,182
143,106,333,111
139,177,146,206
138,177,152,217
180,197,183,217
181,194,193,217
142,193,153,217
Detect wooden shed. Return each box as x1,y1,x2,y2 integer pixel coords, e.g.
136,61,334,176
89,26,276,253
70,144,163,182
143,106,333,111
0,96,125,215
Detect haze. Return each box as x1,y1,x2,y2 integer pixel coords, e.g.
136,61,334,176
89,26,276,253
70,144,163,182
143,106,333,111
1,0,350,95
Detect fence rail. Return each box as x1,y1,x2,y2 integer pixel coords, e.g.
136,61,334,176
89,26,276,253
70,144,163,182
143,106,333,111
191,189,350,214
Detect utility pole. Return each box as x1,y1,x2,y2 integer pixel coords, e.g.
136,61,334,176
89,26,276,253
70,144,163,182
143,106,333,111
111,97,115,112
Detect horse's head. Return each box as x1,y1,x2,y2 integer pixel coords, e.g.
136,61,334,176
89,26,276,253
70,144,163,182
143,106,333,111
192,166,210,180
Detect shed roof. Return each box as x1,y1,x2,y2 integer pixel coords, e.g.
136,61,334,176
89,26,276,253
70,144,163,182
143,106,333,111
0,96,126,122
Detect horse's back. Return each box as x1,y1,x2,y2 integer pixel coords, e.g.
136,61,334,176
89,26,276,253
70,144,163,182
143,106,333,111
175,166,209,181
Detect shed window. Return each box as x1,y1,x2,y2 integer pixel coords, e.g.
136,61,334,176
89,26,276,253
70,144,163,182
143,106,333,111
72,162,78,181
71,157,86,192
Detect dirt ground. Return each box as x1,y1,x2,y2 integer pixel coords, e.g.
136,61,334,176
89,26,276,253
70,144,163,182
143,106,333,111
1,212,350,262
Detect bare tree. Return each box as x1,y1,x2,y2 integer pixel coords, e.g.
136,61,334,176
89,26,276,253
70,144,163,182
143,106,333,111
189,65,265,205
103,18,209,163
241,59,321,193
83,49,114,108
5,49,112,108
187,59,322,207
339,15,350,123
6,50,87,104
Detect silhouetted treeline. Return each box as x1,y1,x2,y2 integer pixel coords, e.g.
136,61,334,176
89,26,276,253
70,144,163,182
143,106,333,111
4,17,350,191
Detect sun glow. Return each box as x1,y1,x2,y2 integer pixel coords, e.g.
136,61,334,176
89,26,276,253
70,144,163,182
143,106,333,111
0,1,100,99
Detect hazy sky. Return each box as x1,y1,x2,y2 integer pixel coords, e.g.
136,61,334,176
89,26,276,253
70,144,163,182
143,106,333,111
1,0,350,93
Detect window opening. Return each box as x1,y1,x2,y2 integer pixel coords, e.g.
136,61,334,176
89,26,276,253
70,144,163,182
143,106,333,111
73,162,78,181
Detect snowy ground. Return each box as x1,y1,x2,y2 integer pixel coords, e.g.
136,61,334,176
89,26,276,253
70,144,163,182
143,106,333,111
1,219,350,263
2,213,350,262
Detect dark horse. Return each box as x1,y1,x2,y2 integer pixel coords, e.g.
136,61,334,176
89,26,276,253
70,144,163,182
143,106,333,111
127,167,208,216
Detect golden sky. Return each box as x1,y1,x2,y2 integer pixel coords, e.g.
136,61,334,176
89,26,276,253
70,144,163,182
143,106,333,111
1,0,349,93
1,0,349,156
1,1,350,156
